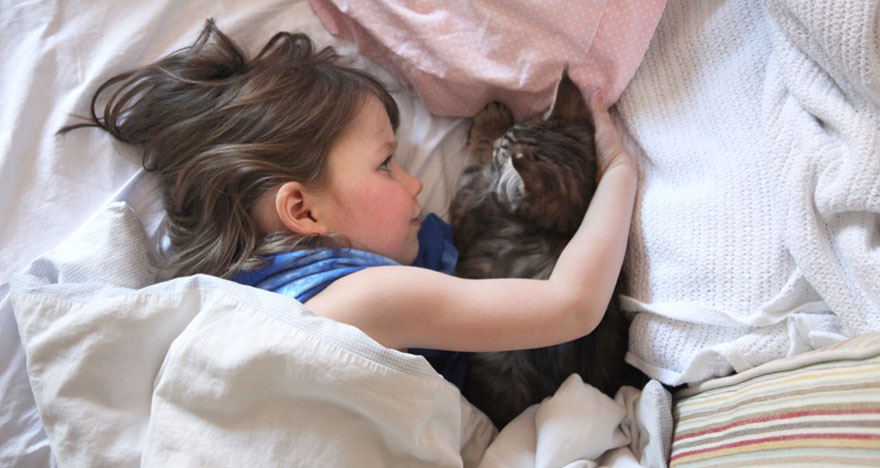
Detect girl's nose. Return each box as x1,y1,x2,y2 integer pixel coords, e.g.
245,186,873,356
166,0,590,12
410,174,423,197
402,169,422,197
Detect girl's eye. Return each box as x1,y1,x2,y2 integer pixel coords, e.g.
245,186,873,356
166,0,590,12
379,155,393,171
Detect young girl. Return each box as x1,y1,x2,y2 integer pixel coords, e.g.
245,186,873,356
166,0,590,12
61,20,636,357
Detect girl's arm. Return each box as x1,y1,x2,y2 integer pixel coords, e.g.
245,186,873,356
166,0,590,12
307,91,637,352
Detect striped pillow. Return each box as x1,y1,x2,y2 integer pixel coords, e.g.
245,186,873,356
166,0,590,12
670,333,880,467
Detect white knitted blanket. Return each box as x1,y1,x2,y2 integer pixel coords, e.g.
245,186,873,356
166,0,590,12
617,0,880,386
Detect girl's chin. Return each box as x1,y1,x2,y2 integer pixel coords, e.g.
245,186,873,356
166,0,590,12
402,244,420,266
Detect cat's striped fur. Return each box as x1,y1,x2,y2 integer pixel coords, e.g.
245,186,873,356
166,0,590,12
449,75,641,428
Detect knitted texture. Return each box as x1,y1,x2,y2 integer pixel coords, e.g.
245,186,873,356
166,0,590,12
616,0,880,385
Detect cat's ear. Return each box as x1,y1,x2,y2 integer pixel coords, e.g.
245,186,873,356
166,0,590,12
546,72,589,121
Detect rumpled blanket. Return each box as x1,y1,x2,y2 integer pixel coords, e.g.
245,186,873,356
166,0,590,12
617,0,880,385
479,376,672,468
10,202,672,467
10,203,497,467
308,0,666,120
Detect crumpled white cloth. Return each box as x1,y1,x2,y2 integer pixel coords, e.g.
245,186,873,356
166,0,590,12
477,375,672,468
617,0,880,386
10,203,497,468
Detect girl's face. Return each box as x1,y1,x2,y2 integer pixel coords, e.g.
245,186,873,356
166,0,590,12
311,94,423,264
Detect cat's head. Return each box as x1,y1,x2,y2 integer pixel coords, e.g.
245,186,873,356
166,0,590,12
490,74,597,234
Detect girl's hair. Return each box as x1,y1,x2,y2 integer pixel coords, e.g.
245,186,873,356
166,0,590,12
59,19,399,280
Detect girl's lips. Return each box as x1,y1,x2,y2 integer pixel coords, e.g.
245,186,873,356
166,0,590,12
410,218,422,226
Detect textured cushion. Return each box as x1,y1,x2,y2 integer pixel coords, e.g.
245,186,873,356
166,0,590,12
670,333,880,467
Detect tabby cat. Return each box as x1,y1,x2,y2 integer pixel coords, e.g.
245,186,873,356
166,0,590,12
449,74,641,428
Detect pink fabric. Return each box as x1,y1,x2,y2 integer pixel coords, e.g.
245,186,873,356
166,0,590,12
308,0,666,120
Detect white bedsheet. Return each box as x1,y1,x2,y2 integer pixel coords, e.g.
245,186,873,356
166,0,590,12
0,0,466,287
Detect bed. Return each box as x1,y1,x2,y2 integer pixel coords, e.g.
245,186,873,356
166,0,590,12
2,0,879,466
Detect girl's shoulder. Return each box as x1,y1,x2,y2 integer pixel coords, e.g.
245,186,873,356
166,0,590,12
302,264,453,346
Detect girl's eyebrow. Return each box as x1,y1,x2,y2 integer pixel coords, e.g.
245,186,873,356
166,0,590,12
377,140,396,155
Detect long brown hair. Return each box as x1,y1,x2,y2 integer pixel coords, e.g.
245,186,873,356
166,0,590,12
59,19,399,280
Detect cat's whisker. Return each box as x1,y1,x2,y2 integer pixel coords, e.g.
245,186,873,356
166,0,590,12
489,159,525,209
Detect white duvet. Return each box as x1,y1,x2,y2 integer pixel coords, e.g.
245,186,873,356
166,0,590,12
11,203,669,467
12,203,494,467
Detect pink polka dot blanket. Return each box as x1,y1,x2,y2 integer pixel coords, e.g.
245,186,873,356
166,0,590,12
308,0,666,120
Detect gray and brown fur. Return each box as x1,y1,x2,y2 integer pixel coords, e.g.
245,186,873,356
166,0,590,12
449,75,642,428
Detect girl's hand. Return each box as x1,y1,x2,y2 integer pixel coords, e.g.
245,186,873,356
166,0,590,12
588,90,635,178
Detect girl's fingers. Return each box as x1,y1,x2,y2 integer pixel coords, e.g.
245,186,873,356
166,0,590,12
588,89,629,175
590,90,618,137
588,89,611,126
589,90,618,146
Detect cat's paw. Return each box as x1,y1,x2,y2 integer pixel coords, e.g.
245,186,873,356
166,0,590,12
467,102,514,163
471,102,514,139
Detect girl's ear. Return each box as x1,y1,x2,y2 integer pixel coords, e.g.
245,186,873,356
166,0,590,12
275,181,328,236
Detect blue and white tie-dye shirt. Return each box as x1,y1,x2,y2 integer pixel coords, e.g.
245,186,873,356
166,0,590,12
232,213,458,300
